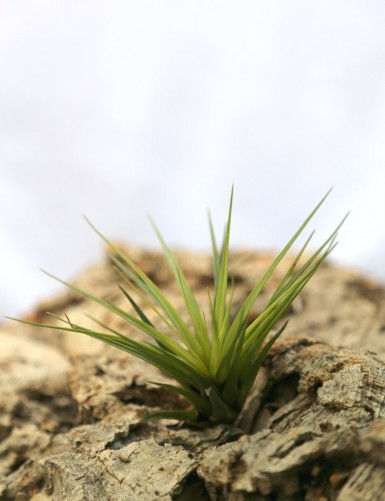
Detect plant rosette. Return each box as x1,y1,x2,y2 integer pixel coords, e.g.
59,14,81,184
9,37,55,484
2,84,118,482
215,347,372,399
9,188,346,426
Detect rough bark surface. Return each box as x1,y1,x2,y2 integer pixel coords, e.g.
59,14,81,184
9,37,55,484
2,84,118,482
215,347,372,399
1,246,385,500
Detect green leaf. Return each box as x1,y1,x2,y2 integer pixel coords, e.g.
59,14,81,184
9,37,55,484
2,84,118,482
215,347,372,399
266,213,348,308
149,381,211,417
213,187,234,329
237,321,288,408
135,410,198,425
208,210,220,290
40,270,208,374
221,320,248,404
85,217,203,356
209,187,234,374
205,387,238,424
119,285,154,327
149,219,211,362
223,189,333,356
9,316,209,390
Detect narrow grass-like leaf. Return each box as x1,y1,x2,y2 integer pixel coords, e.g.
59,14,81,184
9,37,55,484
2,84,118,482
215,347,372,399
208,210,220,290
223,189,333,357
266,214,347,309
243,248,330,355
116,268,177,334
119,285,154,327
221,321,248,404
40,270,209,373
9,316,210,390
149,219,211,362
267,231,314,306
149,381,211,417
85,217,203,354
213,187,233,327
136,410,198,425
205,387,238,424
209,189,234,374
237,321,288,408
107,249,202,356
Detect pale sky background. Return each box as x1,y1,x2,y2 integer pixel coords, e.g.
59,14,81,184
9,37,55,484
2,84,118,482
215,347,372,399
1,1,385,316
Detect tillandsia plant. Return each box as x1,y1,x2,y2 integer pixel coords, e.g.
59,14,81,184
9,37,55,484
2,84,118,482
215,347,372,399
10,189,346,426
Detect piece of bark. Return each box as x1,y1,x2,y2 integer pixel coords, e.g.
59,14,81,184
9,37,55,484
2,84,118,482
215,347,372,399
2,247,385,500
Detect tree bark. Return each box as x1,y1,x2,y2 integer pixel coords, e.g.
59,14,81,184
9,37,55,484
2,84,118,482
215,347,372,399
1,247,385,500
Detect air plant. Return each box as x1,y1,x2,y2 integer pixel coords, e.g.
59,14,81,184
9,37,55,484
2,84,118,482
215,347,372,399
9,189,346,426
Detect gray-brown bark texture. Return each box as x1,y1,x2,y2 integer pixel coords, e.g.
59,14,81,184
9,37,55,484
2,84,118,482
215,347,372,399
1,246,385,500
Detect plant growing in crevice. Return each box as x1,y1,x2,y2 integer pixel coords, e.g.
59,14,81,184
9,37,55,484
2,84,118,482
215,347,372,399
10,189,346,426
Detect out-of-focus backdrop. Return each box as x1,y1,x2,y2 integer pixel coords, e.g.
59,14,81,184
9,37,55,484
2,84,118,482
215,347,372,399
1,1,385,316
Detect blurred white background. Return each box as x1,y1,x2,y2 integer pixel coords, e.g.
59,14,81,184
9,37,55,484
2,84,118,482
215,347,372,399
1,1,385,316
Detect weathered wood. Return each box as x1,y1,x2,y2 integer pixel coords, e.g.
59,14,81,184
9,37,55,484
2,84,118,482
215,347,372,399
1,247,385,500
